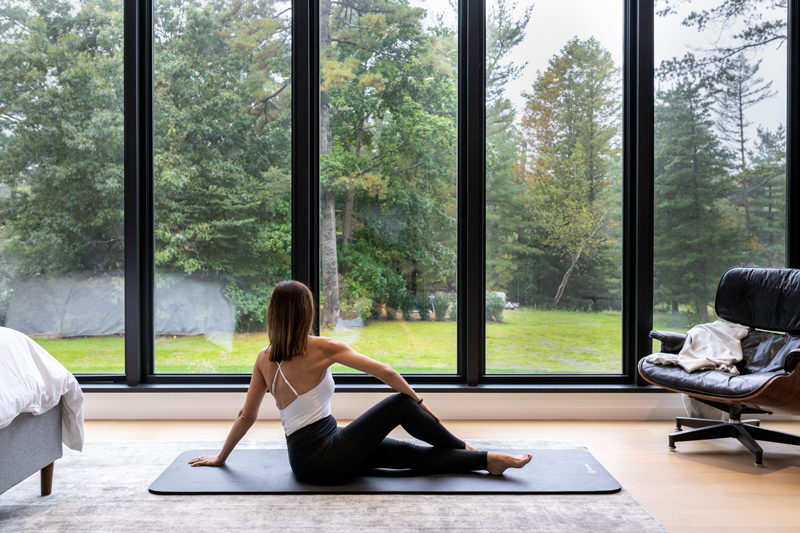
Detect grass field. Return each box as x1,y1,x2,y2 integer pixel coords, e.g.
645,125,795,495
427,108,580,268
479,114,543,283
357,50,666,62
30,308,692,375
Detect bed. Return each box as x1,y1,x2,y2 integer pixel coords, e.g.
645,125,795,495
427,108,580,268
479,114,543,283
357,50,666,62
0,327,84,496
0,400,63,495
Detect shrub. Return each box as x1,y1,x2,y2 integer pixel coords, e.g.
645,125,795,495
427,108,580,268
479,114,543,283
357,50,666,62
339,297,374,324
449,295,458,321
355,298,374,325
417,295,431,321
400,292,417,321
225,283,271,333
384,291,402,320
431,292,451,321
486,291,505,322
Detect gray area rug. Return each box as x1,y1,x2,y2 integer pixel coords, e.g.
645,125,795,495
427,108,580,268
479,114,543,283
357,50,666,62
0,440,666,533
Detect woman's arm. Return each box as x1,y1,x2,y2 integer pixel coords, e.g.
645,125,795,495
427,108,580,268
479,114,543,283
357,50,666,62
327,339,440,422
189,358,268,467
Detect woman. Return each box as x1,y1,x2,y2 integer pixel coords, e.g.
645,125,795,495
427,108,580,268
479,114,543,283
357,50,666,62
189,280,531,483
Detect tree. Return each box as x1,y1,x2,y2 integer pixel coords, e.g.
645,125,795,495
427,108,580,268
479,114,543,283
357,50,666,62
0,0,294,332
653,78,745,322
485,0,536,297
747,125,786,266
658,0,787,63
0,0,125,276
153,0,292,330
655,1,787,316
518,37,621,307
714,54,775,235
485,0,532,109
318,0,458,326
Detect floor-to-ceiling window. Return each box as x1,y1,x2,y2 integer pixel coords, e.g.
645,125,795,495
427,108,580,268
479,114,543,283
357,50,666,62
0,0,125,373
151,0,292,373
652,0,786,346
484,0,624,374
6,0,795,387
318,0,459,374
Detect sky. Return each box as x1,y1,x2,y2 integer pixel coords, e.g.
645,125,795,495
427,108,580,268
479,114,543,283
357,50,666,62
414,0,787,152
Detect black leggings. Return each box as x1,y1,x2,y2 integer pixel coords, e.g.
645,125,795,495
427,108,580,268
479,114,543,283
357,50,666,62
286,394,488,483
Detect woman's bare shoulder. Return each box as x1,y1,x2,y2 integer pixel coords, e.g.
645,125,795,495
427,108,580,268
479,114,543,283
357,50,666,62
258,345,272,356
307,336,346,356
255,345,271,366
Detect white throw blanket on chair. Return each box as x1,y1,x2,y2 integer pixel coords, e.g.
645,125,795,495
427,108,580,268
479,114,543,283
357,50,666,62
646,320,749,374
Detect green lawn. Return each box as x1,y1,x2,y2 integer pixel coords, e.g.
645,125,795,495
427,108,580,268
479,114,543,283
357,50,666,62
30,308,693,375
486,308,622,373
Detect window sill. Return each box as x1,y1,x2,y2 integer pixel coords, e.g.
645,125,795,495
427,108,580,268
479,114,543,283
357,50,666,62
79,382,667,393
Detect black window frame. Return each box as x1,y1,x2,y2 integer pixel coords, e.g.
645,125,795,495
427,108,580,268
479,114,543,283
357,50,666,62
73,0,800,390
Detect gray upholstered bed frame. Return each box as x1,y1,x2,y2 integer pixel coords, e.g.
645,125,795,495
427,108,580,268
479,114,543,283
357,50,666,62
0,400,63,496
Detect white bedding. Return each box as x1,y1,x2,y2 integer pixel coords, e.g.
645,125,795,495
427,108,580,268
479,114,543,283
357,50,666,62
0,326,84,451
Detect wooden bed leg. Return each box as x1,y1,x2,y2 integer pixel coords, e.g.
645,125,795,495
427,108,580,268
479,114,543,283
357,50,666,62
41,462,54,496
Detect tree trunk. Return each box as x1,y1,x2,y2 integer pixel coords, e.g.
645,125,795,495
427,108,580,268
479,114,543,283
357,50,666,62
342,191,355,247
698,300,709,323
554,210,609,306
588,97,595,203
319,0,332,156
742,179,752,235
319,0,338,327
410,260,418,295
342,116,365,248
737,89,752,235
672,301,679,314
554,257,579,307
321,190,339,327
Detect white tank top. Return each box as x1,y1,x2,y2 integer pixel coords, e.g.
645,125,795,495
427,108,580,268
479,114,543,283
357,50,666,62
271,361,335,436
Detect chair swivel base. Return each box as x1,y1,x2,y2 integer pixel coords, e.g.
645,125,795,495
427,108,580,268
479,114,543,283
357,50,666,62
669,417,800,466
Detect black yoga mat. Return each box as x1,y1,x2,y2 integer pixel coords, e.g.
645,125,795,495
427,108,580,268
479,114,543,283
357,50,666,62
149,449,621,495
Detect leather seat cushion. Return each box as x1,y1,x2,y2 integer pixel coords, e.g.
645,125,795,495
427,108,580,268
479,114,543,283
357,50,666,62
639,359,786,398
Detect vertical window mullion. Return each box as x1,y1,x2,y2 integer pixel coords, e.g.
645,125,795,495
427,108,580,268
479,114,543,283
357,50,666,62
623,0,654,386
292,0,321,332
124,0,155,386
459,0,486,385
788,0,800,269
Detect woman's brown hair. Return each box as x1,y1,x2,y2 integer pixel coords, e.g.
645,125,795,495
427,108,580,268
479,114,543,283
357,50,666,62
267,280,315,363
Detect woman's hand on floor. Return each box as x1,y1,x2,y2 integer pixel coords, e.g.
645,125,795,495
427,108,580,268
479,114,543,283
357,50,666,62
419,401,441,423
188,455,225,467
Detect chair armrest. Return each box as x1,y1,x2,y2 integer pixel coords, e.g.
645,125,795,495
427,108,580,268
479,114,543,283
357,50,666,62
650,331,687,354
783,350,800,373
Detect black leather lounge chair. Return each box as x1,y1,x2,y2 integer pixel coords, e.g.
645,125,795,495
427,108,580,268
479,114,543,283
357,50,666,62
639,267,800,466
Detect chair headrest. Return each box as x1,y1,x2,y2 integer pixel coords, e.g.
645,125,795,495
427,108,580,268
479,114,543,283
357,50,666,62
715,267,800,334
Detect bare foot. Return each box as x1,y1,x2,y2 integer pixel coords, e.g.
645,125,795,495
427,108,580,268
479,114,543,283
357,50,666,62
465,444,478,451
486,452,532,475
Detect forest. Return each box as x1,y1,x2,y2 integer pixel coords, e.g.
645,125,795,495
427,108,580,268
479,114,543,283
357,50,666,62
0,0,787,372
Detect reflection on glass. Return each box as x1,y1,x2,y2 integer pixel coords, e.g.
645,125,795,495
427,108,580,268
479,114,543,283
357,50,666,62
153,0,292,372
318,0,458,373
652,0,786,342
0,0,125,372
485,0,623,374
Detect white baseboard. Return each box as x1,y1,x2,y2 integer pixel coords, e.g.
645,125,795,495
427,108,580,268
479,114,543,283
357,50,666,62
82,391,713,421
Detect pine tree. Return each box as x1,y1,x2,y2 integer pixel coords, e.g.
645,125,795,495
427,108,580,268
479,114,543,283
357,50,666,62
748,125,786,266
653,79,744,322
658,0,787,67
518,37,621,307
714,54,776,236
485,0,535,297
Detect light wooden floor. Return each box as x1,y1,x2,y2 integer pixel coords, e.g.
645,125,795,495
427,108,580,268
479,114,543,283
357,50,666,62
86,419,800,533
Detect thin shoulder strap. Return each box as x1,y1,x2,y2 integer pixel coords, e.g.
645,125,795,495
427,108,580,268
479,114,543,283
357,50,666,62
271,362,280,393
274,362,299,398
